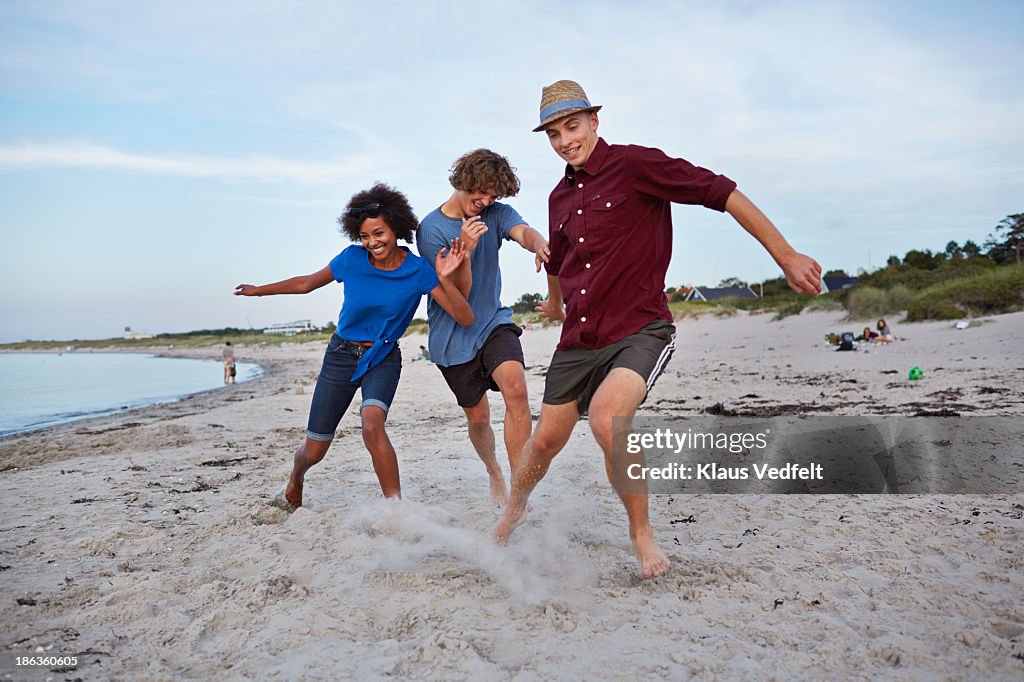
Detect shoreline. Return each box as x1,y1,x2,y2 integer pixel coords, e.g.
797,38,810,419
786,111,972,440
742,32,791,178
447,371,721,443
0,367,266,442
0,343,303,471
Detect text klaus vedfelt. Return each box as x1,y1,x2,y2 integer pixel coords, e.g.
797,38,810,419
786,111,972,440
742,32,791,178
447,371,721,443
623,428,823,481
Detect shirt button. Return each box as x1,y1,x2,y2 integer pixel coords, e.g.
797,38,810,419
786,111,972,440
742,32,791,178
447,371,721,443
578,237,584,243
581,289,586,294
585,263,591,269
606,202,612,208
577,183,583,189
581,316,587,322
577,209,582,215
558,223,563,229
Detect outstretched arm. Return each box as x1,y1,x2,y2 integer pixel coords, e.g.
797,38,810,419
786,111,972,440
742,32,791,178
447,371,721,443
430,240,475,326
234,266,334,297
535,274,565,322
509,224,551,273
725,190,822,295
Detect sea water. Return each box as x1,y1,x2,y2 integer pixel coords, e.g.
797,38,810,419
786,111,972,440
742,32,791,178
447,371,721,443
0,352,262,436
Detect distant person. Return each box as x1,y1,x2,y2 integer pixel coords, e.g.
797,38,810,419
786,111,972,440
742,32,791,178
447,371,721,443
235,183,473,508
416,149,549,506
494,80,821,579
417,345,432,363
876,319,895,342
857,327,878,342
222,341,236,384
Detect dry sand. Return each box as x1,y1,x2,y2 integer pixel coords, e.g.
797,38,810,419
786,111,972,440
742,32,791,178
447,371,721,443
1,311,1022,680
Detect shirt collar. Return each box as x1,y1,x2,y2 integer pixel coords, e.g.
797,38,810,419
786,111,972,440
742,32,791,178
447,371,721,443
564,137,610,182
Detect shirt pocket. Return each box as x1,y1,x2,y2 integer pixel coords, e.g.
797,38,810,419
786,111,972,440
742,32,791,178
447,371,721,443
547,213,572,270
588,192,629,232
552,213,571,234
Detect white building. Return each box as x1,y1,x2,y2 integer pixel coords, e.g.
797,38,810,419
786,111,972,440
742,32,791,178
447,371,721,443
263,320,318,336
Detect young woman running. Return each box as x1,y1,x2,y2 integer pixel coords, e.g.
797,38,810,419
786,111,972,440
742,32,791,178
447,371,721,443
235,183,473,508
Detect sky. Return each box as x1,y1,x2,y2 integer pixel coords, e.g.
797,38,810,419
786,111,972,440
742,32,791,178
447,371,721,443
1,0,1022,342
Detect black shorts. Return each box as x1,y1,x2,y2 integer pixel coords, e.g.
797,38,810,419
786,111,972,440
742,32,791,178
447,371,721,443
438,324,525,408
542,318,676,415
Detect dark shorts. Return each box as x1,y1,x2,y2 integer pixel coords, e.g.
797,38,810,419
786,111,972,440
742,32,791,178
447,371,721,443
542,318,676,415
306,335,402,442
438,324,525,408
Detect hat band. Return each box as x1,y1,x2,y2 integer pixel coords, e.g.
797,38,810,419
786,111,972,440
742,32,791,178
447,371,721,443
539,98,592,123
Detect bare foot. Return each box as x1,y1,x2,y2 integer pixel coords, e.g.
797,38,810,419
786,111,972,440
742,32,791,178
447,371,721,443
285,475,303,507
269,477,302,512
631,528,669,579
492,503,528,545
489,473,509,507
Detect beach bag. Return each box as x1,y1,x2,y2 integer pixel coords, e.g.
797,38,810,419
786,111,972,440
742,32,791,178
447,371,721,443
837,332,856,351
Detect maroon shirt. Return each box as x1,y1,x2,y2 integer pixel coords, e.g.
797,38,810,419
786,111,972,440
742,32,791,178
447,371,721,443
546,138,736,350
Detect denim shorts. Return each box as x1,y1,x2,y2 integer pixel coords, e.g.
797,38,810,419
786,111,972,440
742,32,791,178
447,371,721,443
305,335,402,442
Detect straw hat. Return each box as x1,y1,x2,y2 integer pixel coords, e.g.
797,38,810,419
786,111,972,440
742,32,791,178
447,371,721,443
532,80,602,132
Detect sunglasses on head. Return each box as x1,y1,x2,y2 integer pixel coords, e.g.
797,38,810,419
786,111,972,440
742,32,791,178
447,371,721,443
347,202,382,220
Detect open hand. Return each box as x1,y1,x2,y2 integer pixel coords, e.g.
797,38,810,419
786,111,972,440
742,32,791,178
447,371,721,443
535,298,565,322
460,216,488,253
436,238,467,279
533,239,550,273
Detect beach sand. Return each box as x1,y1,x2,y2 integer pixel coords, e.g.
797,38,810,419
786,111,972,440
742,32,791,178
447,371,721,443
1,311,1022,679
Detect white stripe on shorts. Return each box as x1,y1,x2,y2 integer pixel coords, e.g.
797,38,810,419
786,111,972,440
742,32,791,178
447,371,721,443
646,331,677,393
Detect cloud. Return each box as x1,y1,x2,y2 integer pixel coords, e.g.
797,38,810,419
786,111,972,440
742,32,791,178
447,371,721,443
0,140,381,185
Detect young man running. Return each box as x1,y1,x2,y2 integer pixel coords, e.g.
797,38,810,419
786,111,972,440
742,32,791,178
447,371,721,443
417,149,549,505
494,81,822,578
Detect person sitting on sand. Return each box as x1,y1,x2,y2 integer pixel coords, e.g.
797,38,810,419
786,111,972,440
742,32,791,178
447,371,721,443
493,80,821,579
857,327,878,342
235,183,474,508
222,341,235,384
875,318,895,343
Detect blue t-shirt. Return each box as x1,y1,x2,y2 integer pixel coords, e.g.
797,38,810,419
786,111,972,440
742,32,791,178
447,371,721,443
416,202,526,366
329,245,439,381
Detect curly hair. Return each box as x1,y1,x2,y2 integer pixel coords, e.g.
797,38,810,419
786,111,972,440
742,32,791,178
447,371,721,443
448,149,520,198
337,182,419,243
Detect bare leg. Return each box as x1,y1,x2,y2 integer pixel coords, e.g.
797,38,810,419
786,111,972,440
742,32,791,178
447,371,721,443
490,360,532,474
361,406,401,499
493,401,579,543
589,367,669,579
283,437,332,508
463,396,508,505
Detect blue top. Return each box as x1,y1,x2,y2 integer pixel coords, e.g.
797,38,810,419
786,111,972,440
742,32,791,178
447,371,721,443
416,202,526,366
329,245,439,381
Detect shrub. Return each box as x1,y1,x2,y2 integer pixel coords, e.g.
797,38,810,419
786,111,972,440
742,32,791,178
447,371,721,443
845,286,891,319
906,296,965,321
906,264,1024,320
886,284,917,312
771,298,812,320
803,298,844,313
